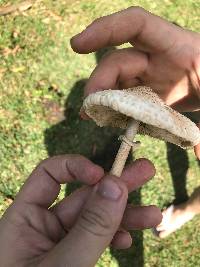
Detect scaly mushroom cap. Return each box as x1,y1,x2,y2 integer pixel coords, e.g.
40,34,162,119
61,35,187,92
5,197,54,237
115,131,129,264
83,86,200,148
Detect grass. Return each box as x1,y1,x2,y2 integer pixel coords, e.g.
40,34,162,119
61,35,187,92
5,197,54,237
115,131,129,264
0,0,200,266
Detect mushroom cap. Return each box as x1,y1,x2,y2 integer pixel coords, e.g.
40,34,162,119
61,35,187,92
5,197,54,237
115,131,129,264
83,86,200,148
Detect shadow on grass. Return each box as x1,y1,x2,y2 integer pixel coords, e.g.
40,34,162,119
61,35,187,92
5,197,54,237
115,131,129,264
111,189,143,267
44,48,144,267
166,143,189,205
166,112,200,206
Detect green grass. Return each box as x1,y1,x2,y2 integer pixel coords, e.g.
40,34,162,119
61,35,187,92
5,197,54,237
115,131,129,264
0,0,200,266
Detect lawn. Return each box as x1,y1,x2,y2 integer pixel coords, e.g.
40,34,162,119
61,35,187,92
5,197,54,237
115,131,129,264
0,0,200,266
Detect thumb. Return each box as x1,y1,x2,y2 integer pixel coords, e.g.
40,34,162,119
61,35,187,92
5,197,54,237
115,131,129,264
44,176,128,267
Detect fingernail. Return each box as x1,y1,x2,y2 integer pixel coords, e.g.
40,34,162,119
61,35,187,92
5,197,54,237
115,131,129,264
97,179,122,200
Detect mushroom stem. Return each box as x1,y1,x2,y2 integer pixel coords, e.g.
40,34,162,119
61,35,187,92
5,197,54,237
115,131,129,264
110,119,140,177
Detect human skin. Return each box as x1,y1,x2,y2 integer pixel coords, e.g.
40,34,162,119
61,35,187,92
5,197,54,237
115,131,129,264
71,6,200,158
0,155,161,267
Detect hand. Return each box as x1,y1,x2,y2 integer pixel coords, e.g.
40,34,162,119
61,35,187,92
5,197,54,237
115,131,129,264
71,6,200,111
0,155,161,267
71,6,200,158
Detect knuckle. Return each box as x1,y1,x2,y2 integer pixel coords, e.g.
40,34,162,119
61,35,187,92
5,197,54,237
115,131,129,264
37,158,49,168
36,154,77,170
129,6,145,15
65,154,87,164
37,156,60,169
76,206,114,236
34,158,53,177
33,157,57,176
90,17,101,27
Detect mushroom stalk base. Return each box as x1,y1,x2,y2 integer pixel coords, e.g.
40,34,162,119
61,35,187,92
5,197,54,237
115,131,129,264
110,120,140,177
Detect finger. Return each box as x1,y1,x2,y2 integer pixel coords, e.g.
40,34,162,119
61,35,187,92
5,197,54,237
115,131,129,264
170,95,200,112
51,158,155,229
42,176,128,267
50,186,91,231
122,158,156,192
111,230,132,249
16,155,104,208
85,48,148,96
71,6,184,54
122,205,162,230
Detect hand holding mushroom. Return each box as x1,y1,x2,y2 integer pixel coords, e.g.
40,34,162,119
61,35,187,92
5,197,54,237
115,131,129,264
71,7,200,158
83,86,200,177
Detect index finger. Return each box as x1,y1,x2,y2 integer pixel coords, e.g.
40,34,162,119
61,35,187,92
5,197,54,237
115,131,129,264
71,7,185,54
50,158,156,230
16,155,104,208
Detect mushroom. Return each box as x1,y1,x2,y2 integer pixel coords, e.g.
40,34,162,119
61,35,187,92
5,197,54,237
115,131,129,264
82,86,200,177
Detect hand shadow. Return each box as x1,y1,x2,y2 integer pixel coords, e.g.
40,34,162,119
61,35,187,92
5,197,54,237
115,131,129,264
44,47,144,267
110,189,144,267
166,111,200,206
